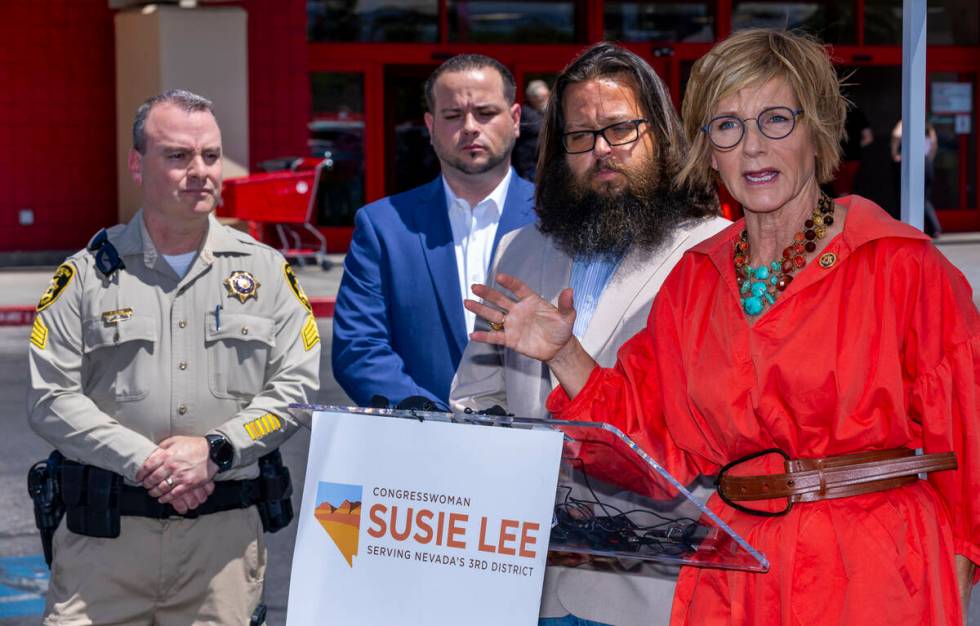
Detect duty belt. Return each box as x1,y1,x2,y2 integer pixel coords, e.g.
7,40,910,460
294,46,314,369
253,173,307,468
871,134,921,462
29,450,294,551
58,455,290,523
118,479,261,519
716,447,957,517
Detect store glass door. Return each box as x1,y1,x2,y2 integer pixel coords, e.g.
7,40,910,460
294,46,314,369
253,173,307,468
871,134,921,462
835,65,979,230
929,72,977,224
384,64,441,196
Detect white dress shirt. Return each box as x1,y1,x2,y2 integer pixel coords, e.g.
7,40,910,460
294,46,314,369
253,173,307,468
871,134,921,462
443,168,513,334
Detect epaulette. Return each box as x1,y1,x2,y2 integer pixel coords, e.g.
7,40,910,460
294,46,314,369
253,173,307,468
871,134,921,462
86,229,126,277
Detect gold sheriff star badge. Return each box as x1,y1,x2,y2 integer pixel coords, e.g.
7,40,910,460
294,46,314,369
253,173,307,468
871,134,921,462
224,271,261,303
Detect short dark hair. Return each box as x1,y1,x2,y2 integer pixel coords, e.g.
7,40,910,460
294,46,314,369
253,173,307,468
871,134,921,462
538,43,717,216
424,54,516,112
132,89,215,154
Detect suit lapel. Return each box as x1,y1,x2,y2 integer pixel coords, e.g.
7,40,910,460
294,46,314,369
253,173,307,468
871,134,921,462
490,174,536,266
413,178,467,357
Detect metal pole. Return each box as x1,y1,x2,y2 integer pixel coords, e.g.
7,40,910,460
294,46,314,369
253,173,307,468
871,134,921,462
900,0,926,229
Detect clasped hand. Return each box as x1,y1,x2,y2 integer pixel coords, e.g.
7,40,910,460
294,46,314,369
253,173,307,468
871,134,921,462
135,436,218,514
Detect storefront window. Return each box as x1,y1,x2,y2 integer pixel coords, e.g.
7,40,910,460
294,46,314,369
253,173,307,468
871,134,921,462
865,0,979,45
448,0,579,43
309,73,365,226
863,0,900,44
930,73,977,210
308,0,438,42
732,1,853,43
605,2,713,42
384,66,441,194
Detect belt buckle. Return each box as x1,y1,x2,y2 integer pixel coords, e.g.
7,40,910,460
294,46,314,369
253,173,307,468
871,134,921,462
715,448,794,518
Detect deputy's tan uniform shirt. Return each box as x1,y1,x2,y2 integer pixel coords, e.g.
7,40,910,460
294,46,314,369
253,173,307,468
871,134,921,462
28,211,320,482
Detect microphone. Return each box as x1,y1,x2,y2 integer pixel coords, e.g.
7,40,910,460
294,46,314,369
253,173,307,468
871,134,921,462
395,396,444,412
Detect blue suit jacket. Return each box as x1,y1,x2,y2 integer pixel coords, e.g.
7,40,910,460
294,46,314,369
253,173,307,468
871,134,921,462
332,173,536,408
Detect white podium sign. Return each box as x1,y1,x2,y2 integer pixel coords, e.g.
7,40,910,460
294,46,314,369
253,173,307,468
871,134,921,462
286,409,564,626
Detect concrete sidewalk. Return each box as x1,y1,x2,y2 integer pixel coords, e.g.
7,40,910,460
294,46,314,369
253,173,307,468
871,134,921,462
932,233,980,301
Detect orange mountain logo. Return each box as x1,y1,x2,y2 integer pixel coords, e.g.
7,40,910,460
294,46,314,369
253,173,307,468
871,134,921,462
314,482,363,567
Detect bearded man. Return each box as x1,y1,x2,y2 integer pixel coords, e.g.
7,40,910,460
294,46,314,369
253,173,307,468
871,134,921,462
333,54,535,409
450,43,728,626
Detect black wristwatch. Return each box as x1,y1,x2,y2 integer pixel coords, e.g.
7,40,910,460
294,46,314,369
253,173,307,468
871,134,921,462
205,434,234,473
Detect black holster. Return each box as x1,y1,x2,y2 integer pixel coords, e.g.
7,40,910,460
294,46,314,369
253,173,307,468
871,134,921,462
255,450,294,533
27,451,65,567
250,602,267,626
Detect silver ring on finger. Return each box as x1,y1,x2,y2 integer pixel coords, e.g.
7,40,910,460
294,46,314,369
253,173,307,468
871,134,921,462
165,476,175,487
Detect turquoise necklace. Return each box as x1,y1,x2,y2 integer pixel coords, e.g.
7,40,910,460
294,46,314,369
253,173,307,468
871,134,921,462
735,194,835,316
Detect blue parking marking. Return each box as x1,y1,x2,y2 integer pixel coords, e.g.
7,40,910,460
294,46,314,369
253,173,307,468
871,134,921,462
0,554,47,619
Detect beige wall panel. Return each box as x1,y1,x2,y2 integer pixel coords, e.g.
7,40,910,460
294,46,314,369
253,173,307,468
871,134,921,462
115,6,249,223
115,9,162,223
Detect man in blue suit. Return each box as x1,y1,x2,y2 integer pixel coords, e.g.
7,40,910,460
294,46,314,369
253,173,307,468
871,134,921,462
333,54,536,408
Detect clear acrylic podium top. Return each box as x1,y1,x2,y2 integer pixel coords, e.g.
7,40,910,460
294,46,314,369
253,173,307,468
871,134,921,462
294,405,769,573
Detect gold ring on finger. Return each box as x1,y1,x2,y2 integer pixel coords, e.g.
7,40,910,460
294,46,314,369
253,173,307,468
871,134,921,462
488,317,505,332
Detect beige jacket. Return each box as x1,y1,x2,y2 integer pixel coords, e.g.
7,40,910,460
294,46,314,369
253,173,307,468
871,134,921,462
27,211,320,482
450,216,729,626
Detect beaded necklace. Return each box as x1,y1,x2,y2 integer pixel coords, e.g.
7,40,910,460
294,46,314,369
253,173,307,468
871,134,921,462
735,193,835,316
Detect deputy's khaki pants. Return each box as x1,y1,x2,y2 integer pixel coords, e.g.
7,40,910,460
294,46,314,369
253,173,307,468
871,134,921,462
43,507,266,625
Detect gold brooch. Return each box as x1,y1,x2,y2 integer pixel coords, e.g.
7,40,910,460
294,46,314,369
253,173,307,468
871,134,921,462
224,271,261,303
818,253,837,268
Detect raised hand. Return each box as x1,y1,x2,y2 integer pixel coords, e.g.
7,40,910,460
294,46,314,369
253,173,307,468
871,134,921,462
465,273,576,362
465,273,599,398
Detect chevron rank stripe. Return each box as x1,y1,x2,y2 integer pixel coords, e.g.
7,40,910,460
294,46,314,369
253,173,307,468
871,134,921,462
30,316,48,350
301,314,320,351
245,413,283,440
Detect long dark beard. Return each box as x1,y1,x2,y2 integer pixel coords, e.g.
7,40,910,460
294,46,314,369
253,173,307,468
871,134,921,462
536,157,690,258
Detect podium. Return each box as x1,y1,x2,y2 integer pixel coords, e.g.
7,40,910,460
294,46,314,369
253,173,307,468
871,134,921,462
542,417,768,573
297,406,765,561
286,406,767,625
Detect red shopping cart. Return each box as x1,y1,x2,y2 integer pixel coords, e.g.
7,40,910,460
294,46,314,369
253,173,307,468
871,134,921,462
219,157,332,270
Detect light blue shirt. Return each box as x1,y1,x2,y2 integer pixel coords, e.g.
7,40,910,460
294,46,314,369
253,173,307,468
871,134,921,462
569,254,622,339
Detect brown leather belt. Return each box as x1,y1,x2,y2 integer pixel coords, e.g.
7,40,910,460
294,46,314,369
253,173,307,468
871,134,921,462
716,447,957,517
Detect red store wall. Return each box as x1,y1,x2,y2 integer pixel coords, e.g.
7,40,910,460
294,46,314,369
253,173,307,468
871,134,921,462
0,0,117,253
243,0,311,172
1,1,310,254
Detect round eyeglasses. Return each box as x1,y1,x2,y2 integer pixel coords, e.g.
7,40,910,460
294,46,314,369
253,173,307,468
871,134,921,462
702,107,803,149
562,119,648,154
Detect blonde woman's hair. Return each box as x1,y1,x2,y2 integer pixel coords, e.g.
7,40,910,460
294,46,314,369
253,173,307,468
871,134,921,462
678,29,848,189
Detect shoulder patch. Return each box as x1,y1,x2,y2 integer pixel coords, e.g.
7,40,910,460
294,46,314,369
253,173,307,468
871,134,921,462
283,263,312,312
30,316,48,350
37,263,76,312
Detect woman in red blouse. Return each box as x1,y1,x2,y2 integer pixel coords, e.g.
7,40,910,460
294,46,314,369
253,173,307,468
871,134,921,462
466,29,980,625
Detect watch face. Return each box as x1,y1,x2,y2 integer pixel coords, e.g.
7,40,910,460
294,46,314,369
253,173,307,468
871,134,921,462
208,435,233,470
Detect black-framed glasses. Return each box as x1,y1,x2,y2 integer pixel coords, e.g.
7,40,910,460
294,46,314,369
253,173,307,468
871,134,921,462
702,107,803,149
562,119,648,154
